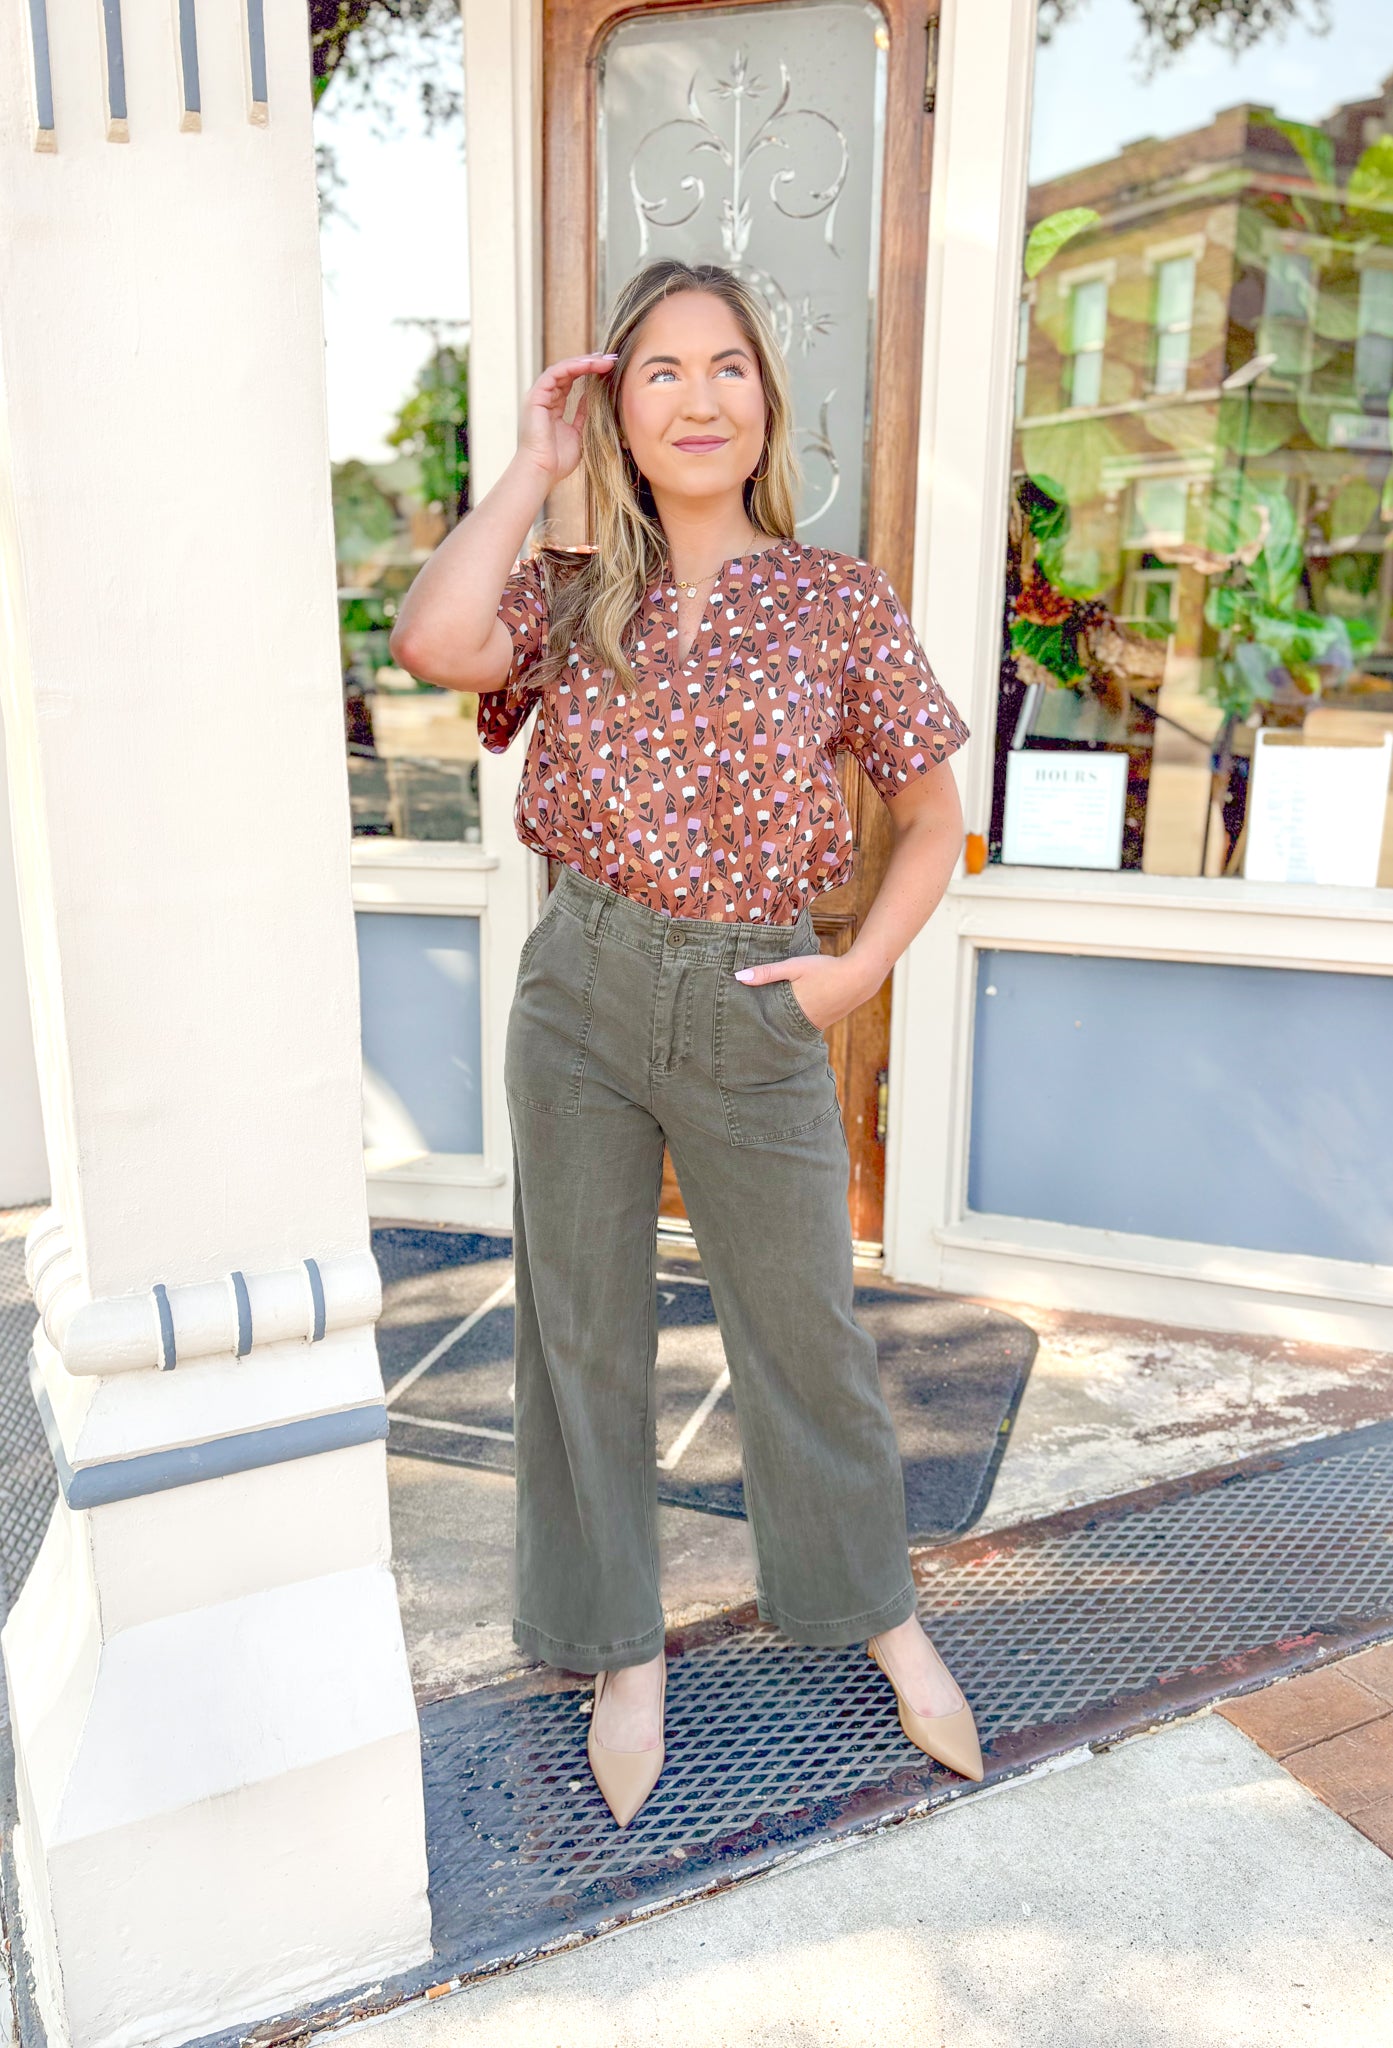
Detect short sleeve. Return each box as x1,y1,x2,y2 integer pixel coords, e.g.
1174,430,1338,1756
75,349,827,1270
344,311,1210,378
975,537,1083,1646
475,554,548,755
835,566,969,796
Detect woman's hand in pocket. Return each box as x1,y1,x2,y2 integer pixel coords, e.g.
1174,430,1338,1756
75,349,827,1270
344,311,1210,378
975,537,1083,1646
733,952,880,1034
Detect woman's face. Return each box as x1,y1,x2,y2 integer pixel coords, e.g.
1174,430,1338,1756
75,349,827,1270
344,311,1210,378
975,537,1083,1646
616,290,767,512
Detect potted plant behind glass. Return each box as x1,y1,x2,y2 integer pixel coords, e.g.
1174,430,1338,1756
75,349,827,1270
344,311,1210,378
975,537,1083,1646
995,476,1168,866
1165,474,1363,873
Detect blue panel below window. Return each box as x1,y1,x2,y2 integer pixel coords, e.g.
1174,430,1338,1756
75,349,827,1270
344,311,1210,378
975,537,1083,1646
968,949,1393,1264
357,912,483,1157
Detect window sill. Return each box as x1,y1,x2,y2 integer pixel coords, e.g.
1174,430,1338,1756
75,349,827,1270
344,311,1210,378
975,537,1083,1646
351,839,498,871
949,865,1393,924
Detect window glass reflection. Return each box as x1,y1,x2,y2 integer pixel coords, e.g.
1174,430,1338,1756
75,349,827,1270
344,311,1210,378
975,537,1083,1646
315,35,480,844
993,1,1393,887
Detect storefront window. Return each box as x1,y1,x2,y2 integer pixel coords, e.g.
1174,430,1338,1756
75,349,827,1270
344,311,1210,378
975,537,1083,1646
992,0,1393,887
315,28,480,843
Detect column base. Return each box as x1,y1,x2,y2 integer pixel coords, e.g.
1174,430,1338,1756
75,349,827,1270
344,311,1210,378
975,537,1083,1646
2,1447,432,2048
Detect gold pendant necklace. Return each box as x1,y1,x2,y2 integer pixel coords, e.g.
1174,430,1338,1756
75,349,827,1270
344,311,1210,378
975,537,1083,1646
673,538,760,602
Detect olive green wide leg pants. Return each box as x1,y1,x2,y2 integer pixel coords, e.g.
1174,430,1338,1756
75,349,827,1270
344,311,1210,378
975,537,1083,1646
504,863,918,1673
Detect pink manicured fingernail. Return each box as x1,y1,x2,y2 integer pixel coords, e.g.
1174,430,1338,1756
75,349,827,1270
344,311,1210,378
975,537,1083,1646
734,968,755,981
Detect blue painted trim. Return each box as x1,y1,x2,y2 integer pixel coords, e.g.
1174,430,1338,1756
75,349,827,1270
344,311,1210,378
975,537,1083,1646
231,1270,253,1358
305,1257,327,1343
152,1282,177,1371
245,0,267,105
100,0,127,123
28,1352,74,1496
26,0,54,135
177,0,200,116
27,1353,387,1510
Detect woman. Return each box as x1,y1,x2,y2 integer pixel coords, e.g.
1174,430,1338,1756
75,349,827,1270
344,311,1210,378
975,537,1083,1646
389,259,976,1828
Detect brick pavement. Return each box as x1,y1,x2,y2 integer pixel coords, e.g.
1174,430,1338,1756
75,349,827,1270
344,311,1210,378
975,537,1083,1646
1218,1641,1393,1855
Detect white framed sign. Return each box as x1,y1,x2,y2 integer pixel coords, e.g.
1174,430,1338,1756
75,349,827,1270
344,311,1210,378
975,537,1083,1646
1244,730,1392,887
1002,750,1129,870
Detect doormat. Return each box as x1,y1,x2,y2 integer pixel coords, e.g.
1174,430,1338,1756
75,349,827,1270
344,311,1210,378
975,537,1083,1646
375,1228,1037,1544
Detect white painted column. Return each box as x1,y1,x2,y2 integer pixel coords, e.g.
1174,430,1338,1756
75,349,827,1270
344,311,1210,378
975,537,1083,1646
0,720,47,1207
0,3,432,2044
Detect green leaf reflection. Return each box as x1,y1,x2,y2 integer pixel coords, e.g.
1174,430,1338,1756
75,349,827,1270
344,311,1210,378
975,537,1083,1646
1024,208,1102,279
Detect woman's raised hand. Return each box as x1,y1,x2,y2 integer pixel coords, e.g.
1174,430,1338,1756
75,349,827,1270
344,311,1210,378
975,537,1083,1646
517,354,618,483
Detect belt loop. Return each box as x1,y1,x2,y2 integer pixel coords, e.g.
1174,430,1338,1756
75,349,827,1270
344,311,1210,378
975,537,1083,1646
583,882,609,941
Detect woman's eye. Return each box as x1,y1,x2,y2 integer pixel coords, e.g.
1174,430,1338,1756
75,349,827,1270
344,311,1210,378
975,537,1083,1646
644,363,747,384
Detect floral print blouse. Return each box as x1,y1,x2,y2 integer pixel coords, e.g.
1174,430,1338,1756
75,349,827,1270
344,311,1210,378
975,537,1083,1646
476,537,969,924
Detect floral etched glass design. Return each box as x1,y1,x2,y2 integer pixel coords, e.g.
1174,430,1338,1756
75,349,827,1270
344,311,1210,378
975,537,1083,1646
595,2,887,557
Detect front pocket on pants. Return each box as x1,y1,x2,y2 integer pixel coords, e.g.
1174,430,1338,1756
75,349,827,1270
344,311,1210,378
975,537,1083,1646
505,908,599,1116
714,968,839,1146
777,974,825,1040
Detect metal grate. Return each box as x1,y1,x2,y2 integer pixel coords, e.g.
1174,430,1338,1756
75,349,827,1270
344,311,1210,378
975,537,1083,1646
416,1419,1393,1978
0,1215,56,1622
26,1391,1393,2048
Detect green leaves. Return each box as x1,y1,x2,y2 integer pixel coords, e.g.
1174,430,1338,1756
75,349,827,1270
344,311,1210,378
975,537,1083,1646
1023,475,1070,587
1009,616,1089,686
1198,466,1355,718
1024,479,1069,551
386,343,469,523
1269,113,1336,192
331,459,399,564
1243,490,1302,610
1024,207,1101,279
1349,135,1393,212
1202,475,1301,601
1328,480,1380,548
1021,416,1126,517
1203,562,1353,720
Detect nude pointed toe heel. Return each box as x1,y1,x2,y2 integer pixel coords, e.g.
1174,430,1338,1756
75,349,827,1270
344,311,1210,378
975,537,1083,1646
867,1638,984,1783
587,1658,667,1828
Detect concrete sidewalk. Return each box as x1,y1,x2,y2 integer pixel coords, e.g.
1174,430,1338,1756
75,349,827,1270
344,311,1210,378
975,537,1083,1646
343,1712,1393,2048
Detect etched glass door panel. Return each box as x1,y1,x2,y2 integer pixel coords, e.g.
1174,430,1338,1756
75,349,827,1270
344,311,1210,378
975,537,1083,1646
596,2,887,557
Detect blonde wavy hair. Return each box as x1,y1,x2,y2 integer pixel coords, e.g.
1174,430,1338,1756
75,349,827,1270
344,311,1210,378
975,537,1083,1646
532,260,800,705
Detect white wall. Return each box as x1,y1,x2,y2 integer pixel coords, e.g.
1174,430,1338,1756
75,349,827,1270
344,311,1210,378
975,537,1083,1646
0,718,46,1206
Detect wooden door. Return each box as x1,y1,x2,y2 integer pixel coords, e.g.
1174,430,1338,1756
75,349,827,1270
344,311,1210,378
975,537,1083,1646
541,0,939,1257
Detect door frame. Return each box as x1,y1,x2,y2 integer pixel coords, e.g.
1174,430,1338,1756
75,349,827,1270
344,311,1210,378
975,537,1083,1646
540,0,944,1253
360,0,546,1234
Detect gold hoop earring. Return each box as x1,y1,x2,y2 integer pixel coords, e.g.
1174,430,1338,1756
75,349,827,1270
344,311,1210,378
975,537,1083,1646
749,453,770,483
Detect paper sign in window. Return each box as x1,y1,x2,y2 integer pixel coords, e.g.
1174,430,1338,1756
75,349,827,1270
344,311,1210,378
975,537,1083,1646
1002,752,1128,870
1244,731,1392,888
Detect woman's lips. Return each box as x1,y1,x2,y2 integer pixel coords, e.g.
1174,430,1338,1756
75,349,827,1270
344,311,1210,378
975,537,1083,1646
672,437,730,452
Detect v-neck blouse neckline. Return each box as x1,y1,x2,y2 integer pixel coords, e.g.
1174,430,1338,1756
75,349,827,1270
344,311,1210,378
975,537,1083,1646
658,539,790,672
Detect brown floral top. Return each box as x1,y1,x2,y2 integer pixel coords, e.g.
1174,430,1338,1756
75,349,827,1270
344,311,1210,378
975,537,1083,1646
477,537,969,924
